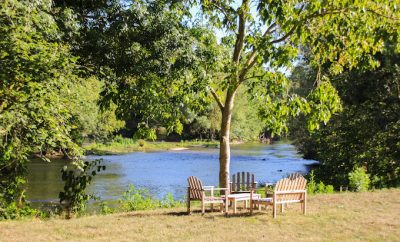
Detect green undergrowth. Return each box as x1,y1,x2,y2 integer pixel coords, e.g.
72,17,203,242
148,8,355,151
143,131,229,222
84,137,219,155
99,184,183,215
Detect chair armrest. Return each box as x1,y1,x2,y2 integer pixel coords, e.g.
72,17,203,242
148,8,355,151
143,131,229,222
203,186,214,190
204,187,229,196
212,187,228,191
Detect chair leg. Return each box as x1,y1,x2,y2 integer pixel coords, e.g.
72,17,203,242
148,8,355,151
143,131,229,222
225,199,229,216
303,193,307,215
211,203,214,212
187,188,191,215
201,192,205,215
273,202,277,219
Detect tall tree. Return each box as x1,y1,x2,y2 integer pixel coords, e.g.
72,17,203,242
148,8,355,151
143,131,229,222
194,0,399,187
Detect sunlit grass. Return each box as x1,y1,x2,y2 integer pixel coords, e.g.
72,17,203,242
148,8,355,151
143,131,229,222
1,189,399,241
84,138,219,155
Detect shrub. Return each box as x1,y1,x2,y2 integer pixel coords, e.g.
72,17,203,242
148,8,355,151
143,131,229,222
348,167,370,192
0,202,39,220
307,171,317,195
59,159,106,218
119,185,157,211
307,170,335,194
325,185,334,194
159,193,182,208
138,139,146,147
119,185,181,211
317,181,326,193
99,202,115,215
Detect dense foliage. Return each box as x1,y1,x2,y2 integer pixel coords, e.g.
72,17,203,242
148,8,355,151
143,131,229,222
0,0,123,218
191,0,399,187
60,159,106,218
292,51,400,189
0,0,83,217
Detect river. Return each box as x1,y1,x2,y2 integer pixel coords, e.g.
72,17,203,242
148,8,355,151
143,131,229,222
26,142,316,204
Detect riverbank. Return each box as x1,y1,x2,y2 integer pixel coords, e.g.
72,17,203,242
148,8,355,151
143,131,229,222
84,139,220,155
2,189,399,241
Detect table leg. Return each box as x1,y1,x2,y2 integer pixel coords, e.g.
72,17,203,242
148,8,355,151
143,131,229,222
225,198,229,216
233,199,237,214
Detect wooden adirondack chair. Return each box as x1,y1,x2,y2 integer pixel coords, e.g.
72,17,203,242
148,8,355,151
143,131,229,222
229,172,257,194
187,176,228,215
250,173,307,218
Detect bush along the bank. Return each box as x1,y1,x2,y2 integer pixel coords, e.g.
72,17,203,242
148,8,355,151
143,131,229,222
59,159,106,219
307,171,335,195
348,167,371,192
119,184,182,211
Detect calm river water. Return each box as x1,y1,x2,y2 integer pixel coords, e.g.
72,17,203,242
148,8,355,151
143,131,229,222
26,142,316,203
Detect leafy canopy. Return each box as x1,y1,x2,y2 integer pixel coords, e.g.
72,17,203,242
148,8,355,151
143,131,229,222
196,0,399,134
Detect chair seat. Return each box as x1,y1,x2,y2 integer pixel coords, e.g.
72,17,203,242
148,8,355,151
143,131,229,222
252,197,272,203
204,196,225,202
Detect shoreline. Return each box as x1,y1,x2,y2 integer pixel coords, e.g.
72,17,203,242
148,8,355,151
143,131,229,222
83,140,221,155
83,139,273,156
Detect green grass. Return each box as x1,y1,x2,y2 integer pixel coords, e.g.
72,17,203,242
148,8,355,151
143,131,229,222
1,189,400,241
84,138,219,155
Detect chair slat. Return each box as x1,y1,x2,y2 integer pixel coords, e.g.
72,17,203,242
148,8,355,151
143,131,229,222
246,172,250,190
236,173,240,191
232,174,236,191
241,172,245,191
230,172,257,193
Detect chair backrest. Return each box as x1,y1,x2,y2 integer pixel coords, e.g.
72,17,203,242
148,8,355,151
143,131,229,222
230,172,256,192
188,176,204,200
287,172,303,180
275,173,307,202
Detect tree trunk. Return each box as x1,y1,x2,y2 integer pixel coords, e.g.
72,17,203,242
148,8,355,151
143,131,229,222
219,89,236,189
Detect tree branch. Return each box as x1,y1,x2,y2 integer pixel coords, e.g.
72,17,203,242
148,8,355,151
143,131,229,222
238,22,277,82
366,8,400,21
244,22,277,67
209,87,224,111
269,24,298,44
232,0,249,64
210,2,236,30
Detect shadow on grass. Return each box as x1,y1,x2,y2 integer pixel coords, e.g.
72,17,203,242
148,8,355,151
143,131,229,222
117,207,271,219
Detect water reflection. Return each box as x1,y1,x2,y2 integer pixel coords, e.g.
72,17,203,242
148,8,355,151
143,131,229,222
26,142,316,204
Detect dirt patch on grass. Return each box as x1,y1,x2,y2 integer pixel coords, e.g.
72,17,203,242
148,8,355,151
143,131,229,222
1,189,400,241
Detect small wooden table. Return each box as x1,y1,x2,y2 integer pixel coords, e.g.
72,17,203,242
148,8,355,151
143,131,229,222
225,193,261,214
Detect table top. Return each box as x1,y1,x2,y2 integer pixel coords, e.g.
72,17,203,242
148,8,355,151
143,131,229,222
225,193,261,199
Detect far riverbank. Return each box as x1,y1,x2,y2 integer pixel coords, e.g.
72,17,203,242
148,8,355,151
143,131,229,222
84,138,247,155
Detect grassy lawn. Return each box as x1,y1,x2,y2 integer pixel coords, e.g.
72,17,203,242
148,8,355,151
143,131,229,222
1,189,400,241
